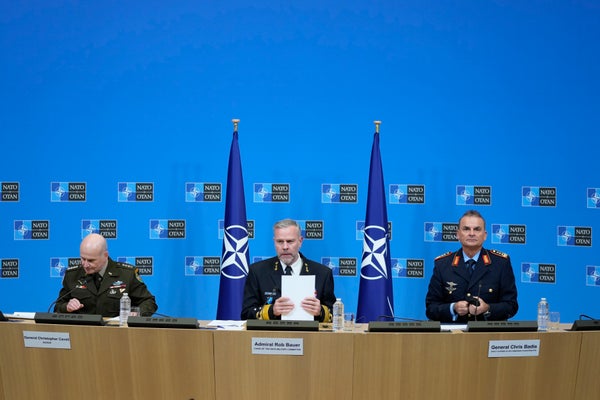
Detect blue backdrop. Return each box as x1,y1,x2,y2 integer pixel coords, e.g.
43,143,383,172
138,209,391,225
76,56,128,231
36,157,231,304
1,1,599,322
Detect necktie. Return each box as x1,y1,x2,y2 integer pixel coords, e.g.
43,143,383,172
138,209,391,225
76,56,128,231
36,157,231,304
94,273,102,289
284,265,293,276
466,259,476,276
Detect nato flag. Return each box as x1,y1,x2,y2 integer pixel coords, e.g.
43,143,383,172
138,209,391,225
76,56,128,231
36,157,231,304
216,130,250,320
356,130,394,323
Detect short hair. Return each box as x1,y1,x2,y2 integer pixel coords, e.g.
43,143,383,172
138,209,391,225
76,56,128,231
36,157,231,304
273,219,301,235
458,210,486,227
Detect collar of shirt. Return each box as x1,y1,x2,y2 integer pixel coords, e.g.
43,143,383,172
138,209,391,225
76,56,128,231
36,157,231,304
462,250,481,264
98,265,108,278
284,258,303,276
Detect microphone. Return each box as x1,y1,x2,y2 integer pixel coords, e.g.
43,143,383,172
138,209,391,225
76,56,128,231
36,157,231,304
466,283,482,320
47,275,93,313
475,283,482,320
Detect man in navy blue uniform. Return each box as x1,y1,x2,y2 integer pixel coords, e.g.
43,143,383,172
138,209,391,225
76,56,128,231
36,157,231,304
241,219,335,322
425,210,518,322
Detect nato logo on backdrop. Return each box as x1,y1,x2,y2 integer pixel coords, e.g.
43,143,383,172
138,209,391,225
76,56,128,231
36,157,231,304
586,266,600,286
356,221,393,241
522,186,557,207
185,256,220,276
1,259,19,278
117,257,153,275
51,182,86,202
491,224,527,244
14,220,49,240
81,220,117,239
522,262,556,283
322,257,357,276
149,219,186,239
218,219,255,239
557,226,592,246
587,188,600,209
298,220,324,239
456,185,491,205
253,183,290,202
185,182,222,202
118,182,154,202
389,184,425,204
50,257,80,278
321,184,358,203
424,222,458,242
1,182,19,201
392,258,425,278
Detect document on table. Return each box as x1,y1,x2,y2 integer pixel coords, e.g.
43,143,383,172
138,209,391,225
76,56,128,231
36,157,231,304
281,275,315,321
207,320,246,330
7,312,36,319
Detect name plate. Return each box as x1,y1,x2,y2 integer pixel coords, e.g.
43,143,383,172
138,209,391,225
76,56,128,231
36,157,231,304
488,339,540,358
23,331,71,349
252,337,304,355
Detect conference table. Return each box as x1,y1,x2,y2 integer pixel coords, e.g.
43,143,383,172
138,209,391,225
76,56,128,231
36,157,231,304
0,319,598,400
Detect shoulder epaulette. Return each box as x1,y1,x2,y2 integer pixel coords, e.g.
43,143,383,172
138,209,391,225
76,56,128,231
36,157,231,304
115,262,135,270
489,249,509,259
435,251,453,261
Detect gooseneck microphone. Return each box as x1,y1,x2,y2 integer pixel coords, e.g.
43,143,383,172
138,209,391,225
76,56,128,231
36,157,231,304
466,282,482,320
474,283,482,320
46,275,92,313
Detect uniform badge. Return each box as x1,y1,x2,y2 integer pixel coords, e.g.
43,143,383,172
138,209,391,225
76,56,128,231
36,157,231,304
264,290,277,305
445,281,458,294
134,268,144,282
109,288,117,295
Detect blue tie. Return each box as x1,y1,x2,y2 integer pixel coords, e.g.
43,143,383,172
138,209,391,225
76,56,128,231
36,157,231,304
466,259,476,276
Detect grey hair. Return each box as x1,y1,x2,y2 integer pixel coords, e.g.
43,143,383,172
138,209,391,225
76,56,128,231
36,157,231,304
273,219,301,235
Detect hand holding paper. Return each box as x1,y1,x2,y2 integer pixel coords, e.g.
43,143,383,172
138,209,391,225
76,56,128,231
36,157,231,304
281,275,316,321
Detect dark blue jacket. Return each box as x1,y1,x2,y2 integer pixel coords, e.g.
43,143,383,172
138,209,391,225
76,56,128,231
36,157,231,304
241,253,335,322
425,248,518,322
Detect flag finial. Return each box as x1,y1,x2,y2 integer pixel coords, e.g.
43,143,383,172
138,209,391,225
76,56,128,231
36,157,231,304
232,119,240,131
373,120,381,133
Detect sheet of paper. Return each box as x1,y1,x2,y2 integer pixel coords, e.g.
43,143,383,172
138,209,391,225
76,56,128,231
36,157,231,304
207,320,246,330
441,323,468,332
9,312,36,319
281,275,315,321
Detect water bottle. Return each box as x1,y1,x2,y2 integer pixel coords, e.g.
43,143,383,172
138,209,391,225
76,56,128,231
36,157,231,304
537,297,549,332
332,298,344,332
120,292,131,327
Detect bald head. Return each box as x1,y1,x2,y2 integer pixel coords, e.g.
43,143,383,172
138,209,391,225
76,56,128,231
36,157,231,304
80,233,109,274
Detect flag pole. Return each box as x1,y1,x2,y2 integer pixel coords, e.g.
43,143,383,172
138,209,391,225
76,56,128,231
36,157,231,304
374,120,381,133
356,119,394,323
216,118,250,320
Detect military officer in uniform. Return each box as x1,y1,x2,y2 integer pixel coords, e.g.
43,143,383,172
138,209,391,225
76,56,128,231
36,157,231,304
425,210,518,322
241,219,336,322
53,233,158,317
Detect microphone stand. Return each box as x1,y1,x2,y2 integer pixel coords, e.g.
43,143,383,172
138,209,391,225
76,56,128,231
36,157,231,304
47,275,92,313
